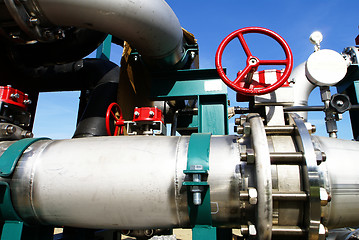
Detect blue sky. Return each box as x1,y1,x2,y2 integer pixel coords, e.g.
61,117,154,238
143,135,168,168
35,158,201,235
33,0,358,139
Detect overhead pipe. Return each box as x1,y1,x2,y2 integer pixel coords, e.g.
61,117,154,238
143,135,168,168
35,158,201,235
16,0,185,67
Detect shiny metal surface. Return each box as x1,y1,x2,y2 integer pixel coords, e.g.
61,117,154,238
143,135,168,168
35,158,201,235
290,113,321,240
290,62,316,120
313,136,359,229
208,135,242,227
2,126,359,234
28,0,184,65
248,113,272,240
12,136,187,229
268,135,303,227
9,135,243,229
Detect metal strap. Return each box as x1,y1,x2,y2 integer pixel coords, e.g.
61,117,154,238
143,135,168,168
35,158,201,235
183,133,212,226
0,138,49,177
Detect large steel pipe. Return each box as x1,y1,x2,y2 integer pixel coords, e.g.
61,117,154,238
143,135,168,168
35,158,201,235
23,0,184,66
1,133,359,233
314,136,359,229
9,135,242,229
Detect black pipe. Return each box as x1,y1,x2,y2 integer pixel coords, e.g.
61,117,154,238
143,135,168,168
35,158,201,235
0,57,120,137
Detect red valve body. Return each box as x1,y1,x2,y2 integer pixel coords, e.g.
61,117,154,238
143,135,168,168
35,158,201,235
133,107,164,123
0,86,29,110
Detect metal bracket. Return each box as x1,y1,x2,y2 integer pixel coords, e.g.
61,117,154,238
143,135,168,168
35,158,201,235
183,133,215,239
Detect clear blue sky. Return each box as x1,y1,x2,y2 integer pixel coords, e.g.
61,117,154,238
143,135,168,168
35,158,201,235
33,0,358,139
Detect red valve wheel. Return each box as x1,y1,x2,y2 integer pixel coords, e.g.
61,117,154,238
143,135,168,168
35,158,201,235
106,102,125,136
215,27,293,96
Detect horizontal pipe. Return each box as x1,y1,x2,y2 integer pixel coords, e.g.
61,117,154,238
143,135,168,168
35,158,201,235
9,135,242,229
1,134,359,232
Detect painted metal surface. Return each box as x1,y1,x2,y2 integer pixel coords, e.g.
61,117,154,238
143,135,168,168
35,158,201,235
151,68,228,135
96,35,112,61
215,27,293,96
183,133,216,239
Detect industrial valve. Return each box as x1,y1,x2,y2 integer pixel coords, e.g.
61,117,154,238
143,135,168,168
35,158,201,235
126,107,166,135
106,104,166,136
105,102,125,136
215,27,293,95
0,86,33,140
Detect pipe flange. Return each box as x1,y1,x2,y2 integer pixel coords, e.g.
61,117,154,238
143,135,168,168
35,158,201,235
289,113,322,240
248,113,273,240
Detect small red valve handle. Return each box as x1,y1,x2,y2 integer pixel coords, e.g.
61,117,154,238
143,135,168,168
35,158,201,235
106,102,125,136
215,27,293,96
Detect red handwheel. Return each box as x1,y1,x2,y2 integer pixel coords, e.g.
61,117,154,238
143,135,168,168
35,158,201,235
106,102,125,136
215,27,293,96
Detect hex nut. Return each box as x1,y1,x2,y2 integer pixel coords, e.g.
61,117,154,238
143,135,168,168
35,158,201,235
320,188,329,206
246,149,255,164
248,188,258,205
239,115,247,126
248,224,257,236
318,224,327,240
243,122,251,135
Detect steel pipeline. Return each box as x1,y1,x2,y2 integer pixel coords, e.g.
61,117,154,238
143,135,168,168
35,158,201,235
0,133,358,232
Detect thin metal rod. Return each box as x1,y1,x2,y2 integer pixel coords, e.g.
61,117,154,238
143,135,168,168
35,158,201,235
271,226,306,236
284,106,324,112
270,152,304,164
237,125,295,135
272,191,308,201
284,105,359,112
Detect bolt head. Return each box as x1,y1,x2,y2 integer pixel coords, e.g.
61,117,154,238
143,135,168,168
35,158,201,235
320,188,329,206
246,149,255,164
318,224,327,240
248,224,257,236
248,188,258,205
243,122,251,135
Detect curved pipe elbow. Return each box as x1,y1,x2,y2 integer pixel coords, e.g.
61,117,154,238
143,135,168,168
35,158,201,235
29,0,184,66
290,62,316,120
